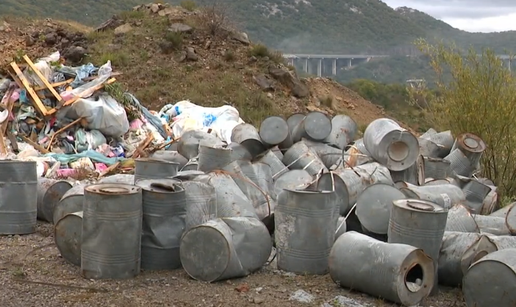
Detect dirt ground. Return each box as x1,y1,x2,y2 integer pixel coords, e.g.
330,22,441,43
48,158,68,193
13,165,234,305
0,222,466,307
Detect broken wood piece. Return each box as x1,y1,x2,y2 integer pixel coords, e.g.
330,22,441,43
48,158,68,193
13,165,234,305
22,55,63,102
46,117,84,151
19,135,50,154
132,133,154,159
155,137,181,151
98,161,121,178
33,78,74,91
9,62,49,116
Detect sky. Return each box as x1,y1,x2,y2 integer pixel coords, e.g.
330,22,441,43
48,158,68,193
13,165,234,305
382,0,516,33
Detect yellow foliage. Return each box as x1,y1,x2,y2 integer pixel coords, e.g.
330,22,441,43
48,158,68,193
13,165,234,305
415,38,516,198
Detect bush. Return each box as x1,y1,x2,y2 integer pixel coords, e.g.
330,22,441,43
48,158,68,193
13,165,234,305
249,44,269,57
165,32,183,50
416,39,516,198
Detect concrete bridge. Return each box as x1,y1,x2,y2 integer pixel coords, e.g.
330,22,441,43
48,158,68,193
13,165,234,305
284,54,513,77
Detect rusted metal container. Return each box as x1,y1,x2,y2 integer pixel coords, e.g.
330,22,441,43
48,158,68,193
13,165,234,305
438,231,484,287
150,150,188,170
54,211,83,266
180,159,198,171
445,204,480,233
231,123,266,158
196,172,258,219
341,138,374,168
490,202,515,218
419,130,454,158
273,169,313,198
472,215,511,235
291,111,332,142
257,149,287,179
0,161,38,234
335,216,346,241
303,139,342,169
463,248,516,307
137,179,186,270
323,114,357,150
286,113,305,136
356,183,406,235
462,179,491,214
329,231,434,306
182,181,216,232
275,188,338,274
451,132,486,167
399,182,465,209
197,145,233,173
81,183,143,279
423,157,451,180
177,129,224,160
388,199,448,295
363,118,420,171
99,174,135,184
134,158,179,183
282,141,328,176
259,116,293,149
390,154,425,185
227,142,252,161
444,148,475,177
180,217,272,282
37,178,72,223
53,183,86,224
504,203,516,235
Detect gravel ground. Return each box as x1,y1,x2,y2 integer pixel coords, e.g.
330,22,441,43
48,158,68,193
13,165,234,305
0,222,466,307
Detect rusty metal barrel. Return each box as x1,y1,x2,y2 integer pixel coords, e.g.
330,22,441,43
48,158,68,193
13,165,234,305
227,142,252,161
134,158,179,183
137,179,186,270
329,231,434,306
81,183,143,279
444,148,475,177
197,145,233,173
182,181,216,232
438,231,484,287
463,248,516,307
423,157,451,180
399,182,465,209
462,179,491,214
445,204,479,233
275,188,338,274
451,132,486,167
472,215,511,235
150,150,188,170
177,129,224,160
0,161,38,234
231,123,266,158
390,154,425,185
54,211,83,266
282,141,328,176
99,174,135,184
291,111,332,142
286,113,305,136
53,183,86,224
505,204,516,235
259,116,293,149
36,178,72,223
273,169,313,197
180,217,272,282
323,114,357,150
388,199,448,296
356,183,406,235
363,118,420,171
257,149,287,179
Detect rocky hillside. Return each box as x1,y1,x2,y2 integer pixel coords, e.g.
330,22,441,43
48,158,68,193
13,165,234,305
0,3,392,128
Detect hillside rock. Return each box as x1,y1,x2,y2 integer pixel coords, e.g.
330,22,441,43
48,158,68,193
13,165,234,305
268,65,309,98
114,24,133,35
169,23,193,34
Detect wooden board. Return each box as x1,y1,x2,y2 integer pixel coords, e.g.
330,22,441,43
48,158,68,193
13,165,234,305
22,55,63,102
9,62,49,116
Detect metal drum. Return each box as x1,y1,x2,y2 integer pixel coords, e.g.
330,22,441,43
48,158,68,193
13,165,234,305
0,161,38,234
329,231,434,306
282,141,328,176
37,178,72,223
177,130,224,160
275,188,338,274
399,182,465,209
463,249,516,307
273,169,313,198
363,118,420,171
182,181,216,232
445,204,479,233
98,174,135,184
53,183,86,224
505,203,516,235
231,123,266,158
197,145,233,173
323,114,357,150
472,215,511,236
390,154,425,185
462,179,491,214
444,148,474,178
137,179,186,270
259,116,293,149
423,157,451,180
291,111,332,142
134,158,179,183
257,149,287,179
451,132,486,167
54,211,83,266
388,199,448,296
150,150,188,170
180,217,272,282
81,183,143,279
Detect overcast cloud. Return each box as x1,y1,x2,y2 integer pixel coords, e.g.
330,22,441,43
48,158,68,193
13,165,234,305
382,0,516,32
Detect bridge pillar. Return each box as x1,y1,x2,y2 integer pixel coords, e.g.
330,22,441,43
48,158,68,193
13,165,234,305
317,59,322,77
332,59,337,75
348,59,352,67
303,58,308,73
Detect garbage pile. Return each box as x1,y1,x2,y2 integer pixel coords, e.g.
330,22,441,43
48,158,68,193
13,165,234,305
1,66,514,307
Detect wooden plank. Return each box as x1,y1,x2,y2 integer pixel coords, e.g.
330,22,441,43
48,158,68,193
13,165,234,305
23,55,63,102
19,135,50,154
9,62,48,116
33,78,74,91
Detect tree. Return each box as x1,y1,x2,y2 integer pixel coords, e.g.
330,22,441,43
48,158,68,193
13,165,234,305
415,38,516,199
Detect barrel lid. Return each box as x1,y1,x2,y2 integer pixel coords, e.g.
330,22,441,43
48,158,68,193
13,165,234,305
463,137,479,149
99,187,130,194
407,201,435,211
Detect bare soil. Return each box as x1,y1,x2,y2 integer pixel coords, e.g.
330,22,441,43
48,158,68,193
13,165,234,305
0,222,466,307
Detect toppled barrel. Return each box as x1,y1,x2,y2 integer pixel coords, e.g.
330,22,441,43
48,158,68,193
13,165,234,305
231,123,266,158
282,141,328,176
134,158,179,183
329,231,434,306
54,211,83,266
275,188,338,274
197,145,233,173
259,115,293,150
363,118,420,171
150,150,188,170
81,183,143,279
388,199,448,295
463,248,516,307
180,217,272,282
54,184,86,224
37,178,72,223
177,130,224,160
0,161,38,234
322,114,357,150
137,179,186,270
182,181,216,232
445,204,479,233
291,111,332,143
398,182,465,209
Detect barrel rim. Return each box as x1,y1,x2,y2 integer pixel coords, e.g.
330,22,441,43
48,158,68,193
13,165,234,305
85,183,141,195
